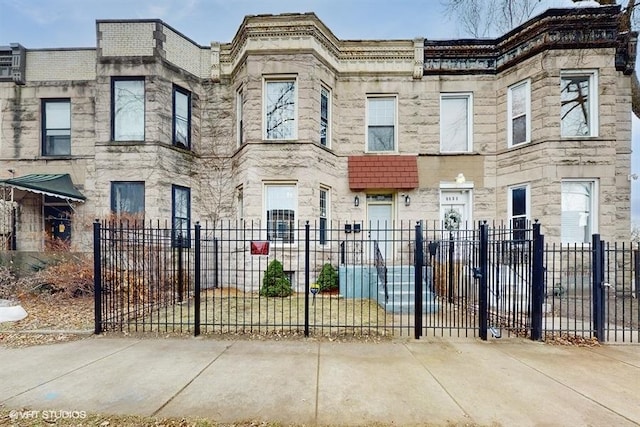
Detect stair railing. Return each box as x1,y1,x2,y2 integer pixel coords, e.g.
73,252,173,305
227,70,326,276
374,240,388,302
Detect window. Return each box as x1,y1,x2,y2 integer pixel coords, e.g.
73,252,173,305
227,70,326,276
237,186,244,221
319,187,329,244
237,87,244,146
440,93,472,152
0,51,11,78
110,182,145,216
367,96,396,152
264,79,296,140
561,71,598,137
561,180,597,244
42,99,71,156
507,80,530,146
173,85,191,149
509,185,529,241
265,184,297,243
320,87,330,147
112,78,145,141
172,185,191,248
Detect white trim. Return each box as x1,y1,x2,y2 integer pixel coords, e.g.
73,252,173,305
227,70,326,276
263,181,298,244
320,85,331,148
508,183,531,223
439,182,474,190
560,69,599,138
507,79,531,147
440,92,473,153
263,75,298,141
561,178,599,244
365,95,398,153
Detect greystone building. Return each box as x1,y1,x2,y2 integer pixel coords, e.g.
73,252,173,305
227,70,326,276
0,5,636,254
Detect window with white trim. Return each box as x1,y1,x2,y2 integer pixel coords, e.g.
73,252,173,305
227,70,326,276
265,184,297,243
509,185,529,241
112,77,145,141
561,180,597,244
319,186,329,245
507,80,530,146
561,70,598,137
320,86,330,147
264,78,296,140
440,93,473,152
367,96,396,152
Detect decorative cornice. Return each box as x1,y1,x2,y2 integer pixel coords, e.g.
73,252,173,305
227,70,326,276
219,13,414,76
424,6,629,75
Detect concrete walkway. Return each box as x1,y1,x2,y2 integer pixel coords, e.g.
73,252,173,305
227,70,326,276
1,336,639,426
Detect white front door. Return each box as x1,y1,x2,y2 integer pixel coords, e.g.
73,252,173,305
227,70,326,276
367,195,393,260
440,189,472,230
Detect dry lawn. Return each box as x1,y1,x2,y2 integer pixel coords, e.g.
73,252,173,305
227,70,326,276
119,288,393,338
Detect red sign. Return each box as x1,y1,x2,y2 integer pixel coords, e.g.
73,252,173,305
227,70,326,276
250,241,270,255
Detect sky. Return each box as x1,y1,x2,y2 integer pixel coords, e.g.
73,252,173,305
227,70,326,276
0,0,638,224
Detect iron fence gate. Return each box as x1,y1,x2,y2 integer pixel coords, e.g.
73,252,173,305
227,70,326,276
93,220,639,342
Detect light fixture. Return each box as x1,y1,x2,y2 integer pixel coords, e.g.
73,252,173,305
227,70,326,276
354,195,360,207
455,173,466,184
404,194,411,206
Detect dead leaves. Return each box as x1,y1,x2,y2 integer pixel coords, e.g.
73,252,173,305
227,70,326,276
545,333,601,347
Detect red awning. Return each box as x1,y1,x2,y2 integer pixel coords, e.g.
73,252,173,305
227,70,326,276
348,155,418,190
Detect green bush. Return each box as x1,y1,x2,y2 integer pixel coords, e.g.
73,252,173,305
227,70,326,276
316,263,338,292
260,259,292,297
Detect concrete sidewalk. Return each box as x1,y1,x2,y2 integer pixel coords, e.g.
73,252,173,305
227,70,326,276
1,336,639,426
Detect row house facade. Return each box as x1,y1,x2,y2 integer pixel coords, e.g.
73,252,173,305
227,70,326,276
0,5,636,253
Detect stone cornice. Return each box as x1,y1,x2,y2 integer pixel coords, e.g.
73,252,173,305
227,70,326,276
219,13,415,77
423,6,636,75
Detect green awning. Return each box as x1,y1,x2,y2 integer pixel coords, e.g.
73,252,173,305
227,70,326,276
1,174,86,202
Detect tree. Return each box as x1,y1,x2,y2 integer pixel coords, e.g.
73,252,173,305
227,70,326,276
442,0,640,118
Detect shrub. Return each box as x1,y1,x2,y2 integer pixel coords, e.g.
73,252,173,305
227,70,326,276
316,263,338,292
260,259,292,297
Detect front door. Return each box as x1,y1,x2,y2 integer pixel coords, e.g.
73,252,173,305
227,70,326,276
440,189,471,230
367,195,393,260
44,205,72,249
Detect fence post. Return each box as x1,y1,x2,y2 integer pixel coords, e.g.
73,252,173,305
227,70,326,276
478,221,488,341
592,234,606,342
634,249,640,299
414,222,424,339
304,221,310,337
194,222,201,337
530,221,544,341
93,220,102,335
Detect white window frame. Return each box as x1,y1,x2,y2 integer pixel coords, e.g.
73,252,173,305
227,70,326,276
561,179,598,244
508,184,530,240
319,185,330,245
366,95,397,153
236,87,244,147
560,70,599,138
263,76,297,140
264,182,298,244
320,86,331,148
440,92,473,153
507,79,531,147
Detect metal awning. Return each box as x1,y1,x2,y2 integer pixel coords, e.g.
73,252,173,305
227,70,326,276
0,174,86,202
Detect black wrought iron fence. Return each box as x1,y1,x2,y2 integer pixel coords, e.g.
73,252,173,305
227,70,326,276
93,220,639,343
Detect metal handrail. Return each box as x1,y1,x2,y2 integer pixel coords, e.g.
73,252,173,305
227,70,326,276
373,240,388,302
